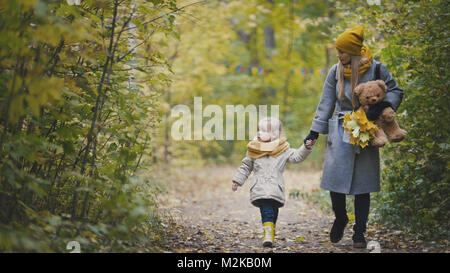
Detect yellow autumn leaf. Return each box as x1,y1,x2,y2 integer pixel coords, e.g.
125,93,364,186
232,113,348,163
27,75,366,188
344,112,352,123
343,107,378,148
296,236,305,242
360,141,369,148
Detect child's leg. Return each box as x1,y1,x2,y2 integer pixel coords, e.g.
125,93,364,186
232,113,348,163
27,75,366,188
257,199,277,247
273,207,279,224
270,199,280,224
258,200,276,224
258,199,281,224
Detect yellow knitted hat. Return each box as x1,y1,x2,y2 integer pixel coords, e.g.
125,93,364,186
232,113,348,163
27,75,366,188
335,26,364,56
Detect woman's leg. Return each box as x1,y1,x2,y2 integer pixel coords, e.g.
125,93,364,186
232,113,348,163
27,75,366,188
354,193,370,233
329,191,349,243
353,193,370,247
330,191,347,220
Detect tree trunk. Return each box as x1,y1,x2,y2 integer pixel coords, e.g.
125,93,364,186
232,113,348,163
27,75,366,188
71,0,119,220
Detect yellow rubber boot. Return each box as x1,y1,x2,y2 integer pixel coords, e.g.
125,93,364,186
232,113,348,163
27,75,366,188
263,222,275,247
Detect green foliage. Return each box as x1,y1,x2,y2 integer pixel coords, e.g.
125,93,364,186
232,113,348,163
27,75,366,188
289,188,333,212
0,0,179,252
375,0,449,240
338,0,449,240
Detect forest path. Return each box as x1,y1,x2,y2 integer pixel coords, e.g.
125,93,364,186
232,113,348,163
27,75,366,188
157,165,439,253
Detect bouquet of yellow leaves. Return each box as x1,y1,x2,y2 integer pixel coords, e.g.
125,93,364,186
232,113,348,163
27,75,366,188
343,107,378,148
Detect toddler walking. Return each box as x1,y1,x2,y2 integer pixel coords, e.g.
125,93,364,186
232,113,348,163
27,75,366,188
232,117,316,247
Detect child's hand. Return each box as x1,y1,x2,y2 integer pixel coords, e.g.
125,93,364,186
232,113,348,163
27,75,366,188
232,182,239,192
305,139,316,149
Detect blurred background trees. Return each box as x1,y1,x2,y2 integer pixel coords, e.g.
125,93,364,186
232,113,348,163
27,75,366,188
156,0,340,168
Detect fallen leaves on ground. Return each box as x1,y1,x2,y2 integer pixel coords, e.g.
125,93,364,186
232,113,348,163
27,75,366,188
153,166,449,253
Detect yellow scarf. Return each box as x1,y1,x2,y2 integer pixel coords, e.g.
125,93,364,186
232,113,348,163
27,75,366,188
343,44,373,78
247,136,290,159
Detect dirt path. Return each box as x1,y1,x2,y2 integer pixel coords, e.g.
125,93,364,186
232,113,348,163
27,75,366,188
157,165,447,253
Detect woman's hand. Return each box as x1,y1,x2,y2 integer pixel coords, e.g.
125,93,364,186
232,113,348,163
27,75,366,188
366,101,392,121
304,130,319,145
232,182,239,192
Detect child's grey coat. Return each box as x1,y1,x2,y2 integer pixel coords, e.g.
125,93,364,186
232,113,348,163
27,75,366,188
311,60,404,195
233,145,312,207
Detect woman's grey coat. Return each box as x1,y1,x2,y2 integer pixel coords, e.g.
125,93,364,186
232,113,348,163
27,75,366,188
311,60,404,195
233,145,312,207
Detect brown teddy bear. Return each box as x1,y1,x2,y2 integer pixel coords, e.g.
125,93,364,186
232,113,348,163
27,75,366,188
353,80,407,147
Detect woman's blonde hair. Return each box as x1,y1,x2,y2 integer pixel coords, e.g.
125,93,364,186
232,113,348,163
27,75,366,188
257,117,283,142
338,54,362,108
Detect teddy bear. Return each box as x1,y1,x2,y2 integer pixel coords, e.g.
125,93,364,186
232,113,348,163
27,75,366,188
353,80,407,147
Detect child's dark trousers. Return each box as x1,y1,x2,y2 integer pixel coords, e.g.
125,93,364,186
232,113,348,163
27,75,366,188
254,199,283,224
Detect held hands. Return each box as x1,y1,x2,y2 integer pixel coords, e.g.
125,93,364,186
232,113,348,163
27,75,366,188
305,139,316,149
232,182,239,192
304,130,319,145
233,133,317,191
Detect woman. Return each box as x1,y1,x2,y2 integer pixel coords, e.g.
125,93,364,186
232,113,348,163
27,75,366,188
304,26,404,248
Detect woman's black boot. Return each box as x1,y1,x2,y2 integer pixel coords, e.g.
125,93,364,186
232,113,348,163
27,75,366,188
353,193,370,248
352,232,367,248
330,217,349,243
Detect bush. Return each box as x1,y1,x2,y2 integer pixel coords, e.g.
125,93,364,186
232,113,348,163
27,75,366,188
368,0,450,240
0,0,178,252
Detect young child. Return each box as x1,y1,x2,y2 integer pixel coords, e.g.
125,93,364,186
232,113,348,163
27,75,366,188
232,117,316,247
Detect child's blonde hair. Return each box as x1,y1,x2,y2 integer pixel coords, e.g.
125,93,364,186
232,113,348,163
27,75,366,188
257,117,283,142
